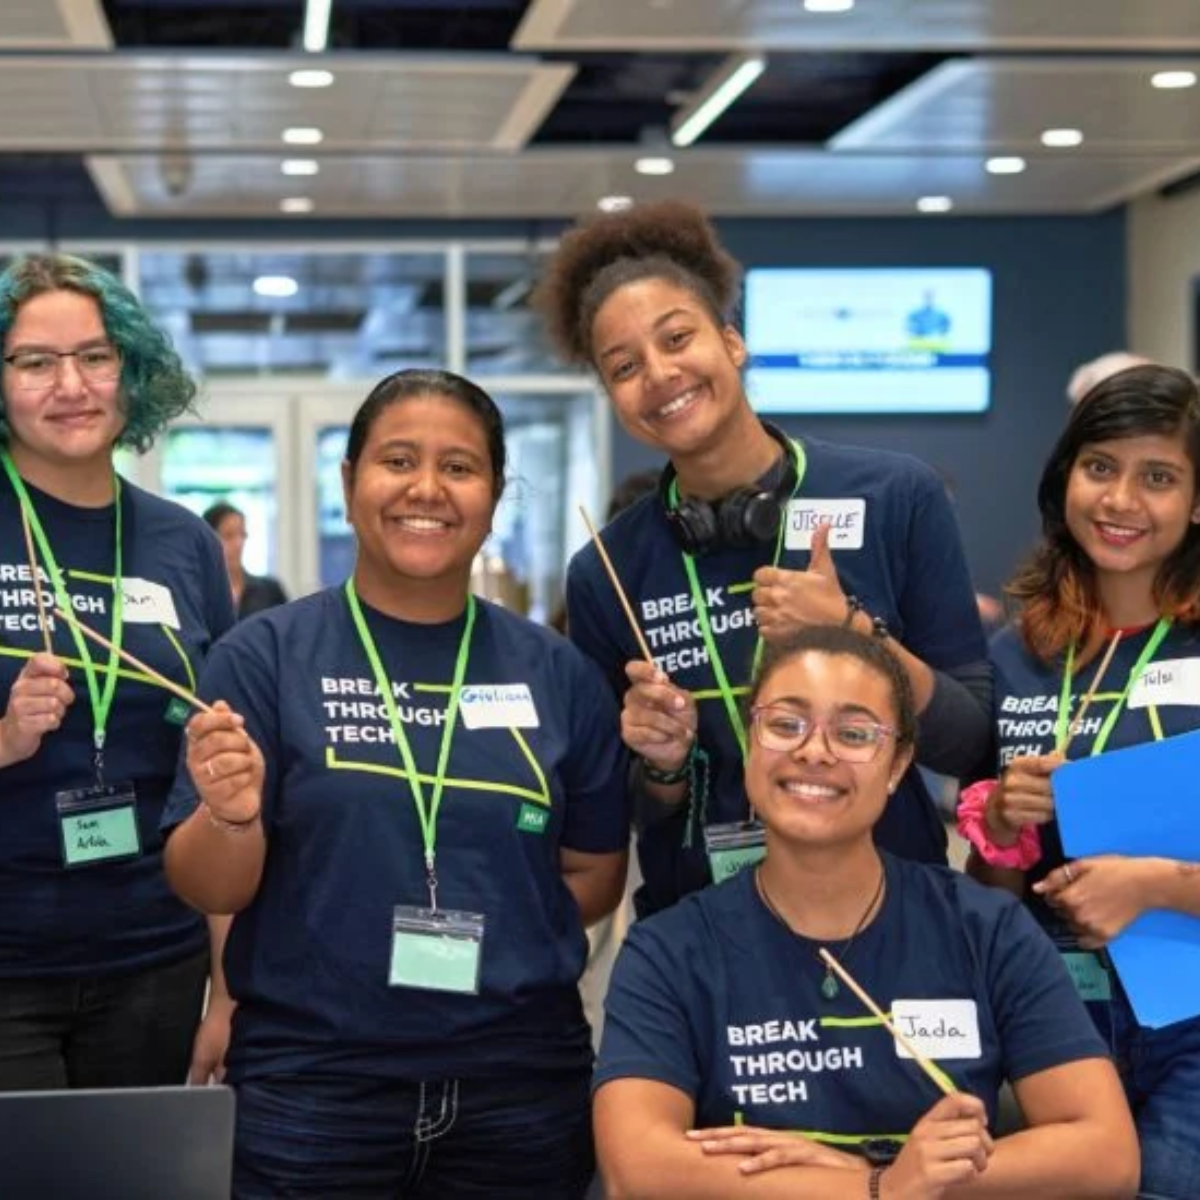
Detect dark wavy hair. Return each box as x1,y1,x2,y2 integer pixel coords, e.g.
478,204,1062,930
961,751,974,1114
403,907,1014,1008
1007,363,1200,661
746,625,918,752
0,254,197,452
345,368,507,500
533,199,742,366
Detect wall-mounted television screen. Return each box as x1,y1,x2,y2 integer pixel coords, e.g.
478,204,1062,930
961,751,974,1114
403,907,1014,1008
744,267,993,415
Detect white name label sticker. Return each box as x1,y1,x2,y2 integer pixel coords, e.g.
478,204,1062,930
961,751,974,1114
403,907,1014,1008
1129,658,1200,709
891,999,981,1061
121,578,180,629
459,683,539,730
784,499,866,551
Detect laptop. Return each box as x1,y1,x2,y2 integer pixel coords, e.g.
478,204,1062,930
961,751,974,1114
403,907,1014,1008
0,1085,234,1199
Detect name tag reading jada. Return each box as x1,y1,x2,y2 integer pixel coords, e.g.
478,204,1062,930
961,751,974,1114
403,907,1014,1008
890,999,981,1060
458,684,539,730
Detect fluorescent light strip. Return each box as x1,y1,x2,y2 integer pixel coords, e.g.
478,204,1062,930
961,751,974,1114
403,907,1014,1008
671,54,766,148
303,0,333,53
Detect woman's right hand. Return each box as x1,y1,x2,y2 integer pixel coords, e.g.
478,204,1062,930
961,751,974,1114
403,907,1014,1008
621,660,697,773
0,653,74,768
184,700,264,825
985,752,1063,844
881,1093,992,1199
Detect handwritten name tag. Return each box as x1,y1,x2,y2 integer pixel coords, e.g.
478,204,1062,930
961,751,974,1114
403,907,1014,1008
1129,658,1200,709
459,683,539,730
121,578,180,629
785,499,866,551
891,999,981,1061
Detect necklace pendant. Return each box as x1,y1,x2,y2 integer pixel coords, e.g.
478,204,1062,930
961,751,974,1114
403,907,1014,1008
820,972,839,1001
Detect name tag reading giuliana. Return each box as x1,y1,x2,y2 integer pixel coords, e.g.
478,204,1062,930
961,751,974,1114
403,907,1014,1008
121,578,181,629
785,499,866,551
890,999,982,1061
459,684,539,730
1128,658,1200,709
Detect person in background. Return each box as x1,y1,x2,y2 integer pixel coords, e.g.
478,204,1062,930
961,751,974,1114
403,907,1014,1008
162,368,630,1198
1066,352,1151,407
595,626,1137,1199
0,253,236,1090
535,199,991,917
966,364,1200,1199
203,500,288,619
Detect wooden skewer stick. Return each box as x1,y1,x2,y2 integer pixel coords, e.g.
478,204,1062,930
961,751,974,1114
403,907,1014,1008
51,605,215,715
818,948,957,1097
1062,629,1123,757
19,506,53,655
579,505,656,667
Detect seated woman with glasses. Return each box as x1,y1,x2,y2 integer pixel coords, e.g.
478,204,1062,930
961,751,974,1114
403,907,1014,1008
0,254,236,1091
594,625,1138,1199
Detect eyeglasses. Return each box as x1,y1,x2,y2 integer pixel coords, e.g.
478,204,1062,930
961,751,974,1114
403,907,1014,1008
750,704,897,764
2,345,122,390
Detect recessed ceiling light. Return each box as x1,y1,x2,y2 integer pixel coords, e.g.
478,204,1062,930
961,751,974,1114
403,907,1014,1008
597,195,634,213
280,197,315,214
282,127,324,146
635,156,675,176
253,275,299,298
916,195,953,214
986,156,1026,175
281,159,320,176
1151,70,1197,90
804,0,854,10
288,69,334,89
1041,128,1084,148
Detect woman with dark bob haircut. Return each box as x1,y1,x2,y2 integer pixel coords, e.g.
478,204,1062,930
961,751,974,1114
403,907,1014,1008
162,368,630,1197
0,254,236,1091
536,200,991,918
595,625,1137,1199
965,363,1200,1198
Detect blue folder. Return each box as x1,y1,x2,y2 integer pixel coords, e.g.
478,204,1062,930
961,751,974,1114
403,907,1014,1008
1053,728,1200,1029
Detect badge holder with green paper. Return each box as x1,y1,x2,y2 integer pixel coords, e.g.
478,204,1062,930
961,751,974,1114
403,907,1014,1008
1053,726,1200,1029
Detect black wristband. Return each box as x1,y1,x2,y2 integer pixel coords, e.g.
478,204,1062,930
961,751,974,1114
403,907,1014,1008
641,756,690,786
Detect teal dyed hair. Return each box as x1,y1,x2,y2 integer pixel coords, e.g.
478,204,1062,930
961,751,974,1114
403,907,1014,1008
0,254,197,452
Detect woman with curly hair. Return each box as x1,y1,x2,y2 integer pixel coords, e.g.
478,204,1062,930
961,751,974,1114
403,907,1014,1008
966,363,1200,1198
535,200,992,917
0,254,236,1090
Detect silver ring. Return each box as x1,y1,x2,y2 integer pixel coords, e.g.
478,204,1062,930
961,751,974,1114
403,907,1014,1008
1063,863,1075,885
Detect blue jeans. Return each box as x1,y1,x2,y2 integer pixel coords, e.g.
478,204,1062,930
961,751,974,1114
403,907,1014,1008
0,951,208,1091
1108,991,1200,1200
233,1069,595,1198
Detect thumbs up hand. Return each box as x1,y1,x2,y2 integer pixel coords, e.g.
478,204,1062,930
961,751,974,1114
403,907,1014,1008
752,522,848,644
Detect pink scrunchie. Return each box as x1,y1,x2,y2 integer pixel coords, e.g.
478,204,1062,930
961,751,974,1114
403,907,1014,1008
957,779,1042,870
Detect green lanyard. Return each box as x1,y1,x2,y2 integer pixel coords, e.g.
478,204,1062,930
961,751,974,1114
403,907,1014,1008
672,439,807,757
1054,617,1172,755
344,578,475,910
2,451,124,778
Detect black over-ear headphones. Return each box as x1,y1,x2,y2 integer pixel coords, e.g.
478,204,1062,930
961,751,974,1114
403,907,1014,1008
660,423,799,556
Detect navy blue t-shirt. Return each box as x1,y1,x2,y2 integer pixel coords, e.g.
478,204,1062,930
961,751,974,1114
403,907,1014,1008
162,588,631,1084
0,476,234,978
597,856,1106,1145
568,436,986,913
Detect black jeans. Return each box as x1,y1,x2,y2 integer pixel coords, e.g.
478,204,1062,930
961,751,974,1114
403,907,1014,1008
0,951,208,1091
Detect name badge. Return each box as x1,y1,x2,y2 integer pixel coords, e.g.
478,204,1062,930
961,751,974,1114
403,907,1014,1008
785,499,866,551
56,782,141,869
459,684,539,730
389,906,485,993
1128,658,1200,709
891,999,981,1061
1061,951,1113,1003
122,578,180,629
704,820,766,884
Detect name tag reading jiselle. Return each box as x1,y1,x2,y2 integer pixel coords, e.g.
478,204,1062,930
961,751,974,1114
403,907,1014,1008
890,1000,982,1061
389,906,485,994
459,684,539,730
785,499,866,551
